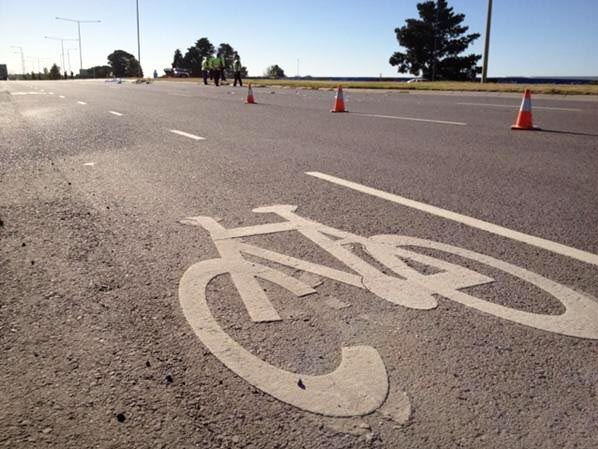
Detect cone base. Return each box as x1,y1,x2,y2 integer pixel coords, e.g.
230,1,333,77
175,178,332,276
331,109,347,113
511,125,540,131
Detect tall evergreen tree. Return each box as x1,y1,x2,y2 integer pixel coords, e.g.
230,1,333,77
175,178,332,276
217,43,235,76
389,0,481,81
194,38,215,59
182,46,202,76
49,64,61,80
172,49,184,68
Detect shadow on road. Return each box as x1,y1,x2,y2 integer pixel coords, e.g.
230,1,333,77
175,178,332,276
539,129,598,138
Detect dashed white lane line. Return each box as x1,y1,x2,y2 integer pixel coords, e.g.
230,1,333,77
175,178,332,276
456,102,582,112
352,112,466,126
83,162,95,166
305,171,598,267
169,129,206,141
59,95,65,99
108,110,123,116
77,101,87,105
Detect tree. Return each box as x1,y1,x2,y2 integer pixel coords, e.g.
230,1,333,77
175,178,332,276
182,46,202,76
217,43,236,76
389,0,480,81
172,49,184,68
107,50,143,77
49,64,61,80
265,65,285,79
195,38,215,59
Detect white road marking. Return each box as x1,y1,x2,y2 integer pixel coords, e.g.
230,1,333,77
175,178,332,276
11,92,44,95
108,110,123,116
83,162,95,166
179,205,598,420
456,102,582,112
169,129,205,140
77,101,87,105
305,171,598,267
352,112,466,126
59,95,65,99
48,92,54,95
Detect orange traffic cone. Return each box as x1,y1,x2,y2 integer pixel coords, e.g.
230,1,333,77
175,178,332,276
246,83,256,104
511,89,539,130
331,85,347,113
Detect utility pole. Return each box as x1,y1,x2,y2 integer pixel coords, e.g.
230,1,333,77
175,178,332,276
481,0,493,83
431,0,439,81
10,46,26,75
136,0,141,71
56,17,101,73
45,37,77,71
67,48,78,73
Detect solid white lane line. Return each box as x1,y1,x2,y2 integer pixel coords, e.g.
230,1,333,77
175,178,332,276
305,171,598,267
352,112,466,126
169,129,206,141
77,101,87,105
456,102,582,112
108,111,123,116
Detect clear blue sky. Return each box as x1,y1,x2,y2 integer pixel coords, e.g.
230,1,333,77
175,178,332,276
1,0,597,77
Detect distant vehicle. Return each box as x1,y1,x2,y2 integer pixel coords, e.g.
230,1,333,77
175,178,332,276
0,64,7,80
164,67,191,78
407,77,425,83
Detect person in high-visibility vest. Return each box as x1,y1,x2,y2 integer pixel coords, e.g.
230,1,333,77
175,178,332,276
212,53,222,86
201,56,211,85
219,54,226,82
232,52,243,87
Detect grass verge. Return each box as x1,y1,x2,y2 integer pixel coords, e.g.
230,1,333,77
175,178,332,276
238,79,598,96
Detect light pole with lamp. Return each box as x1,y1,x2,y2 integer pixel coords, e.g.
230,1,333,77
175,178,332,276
44,36,78,72
136,0,141,74
481,0,493,83
67,47,79,74
55,17,101,73
10,46,26,75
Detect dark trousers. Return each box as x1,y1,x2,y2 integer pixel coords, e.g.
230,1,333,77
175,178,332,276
220,69,226,81
233,72,243,87
203,70,209,85
213,71,220,86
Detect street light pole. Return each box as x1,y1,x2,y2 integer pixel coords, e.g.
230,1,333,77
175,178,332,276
481,0,493,83
56,17,101,72
67,48,78,73
10,46,26,75
136,0,141,71
45,37,78,72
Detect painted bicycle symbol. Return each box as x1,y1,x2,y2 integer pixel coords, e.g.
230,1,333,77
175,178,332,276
178,205,598,418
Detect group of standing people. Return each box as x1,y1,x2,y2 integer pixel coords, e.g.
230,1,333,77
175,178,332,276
202,51,243,87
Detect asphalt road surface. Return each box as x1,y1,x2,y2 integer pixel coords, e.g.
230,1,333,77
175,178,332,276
1,79,598,449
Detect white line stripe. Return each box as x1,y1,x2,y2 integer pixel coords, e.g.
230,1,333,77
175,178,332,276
108,111,123,116
77,101,87,105
352,112,466,126
456,102,582,112
305,171,598,267
169,129,206,141
59,95,65,99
